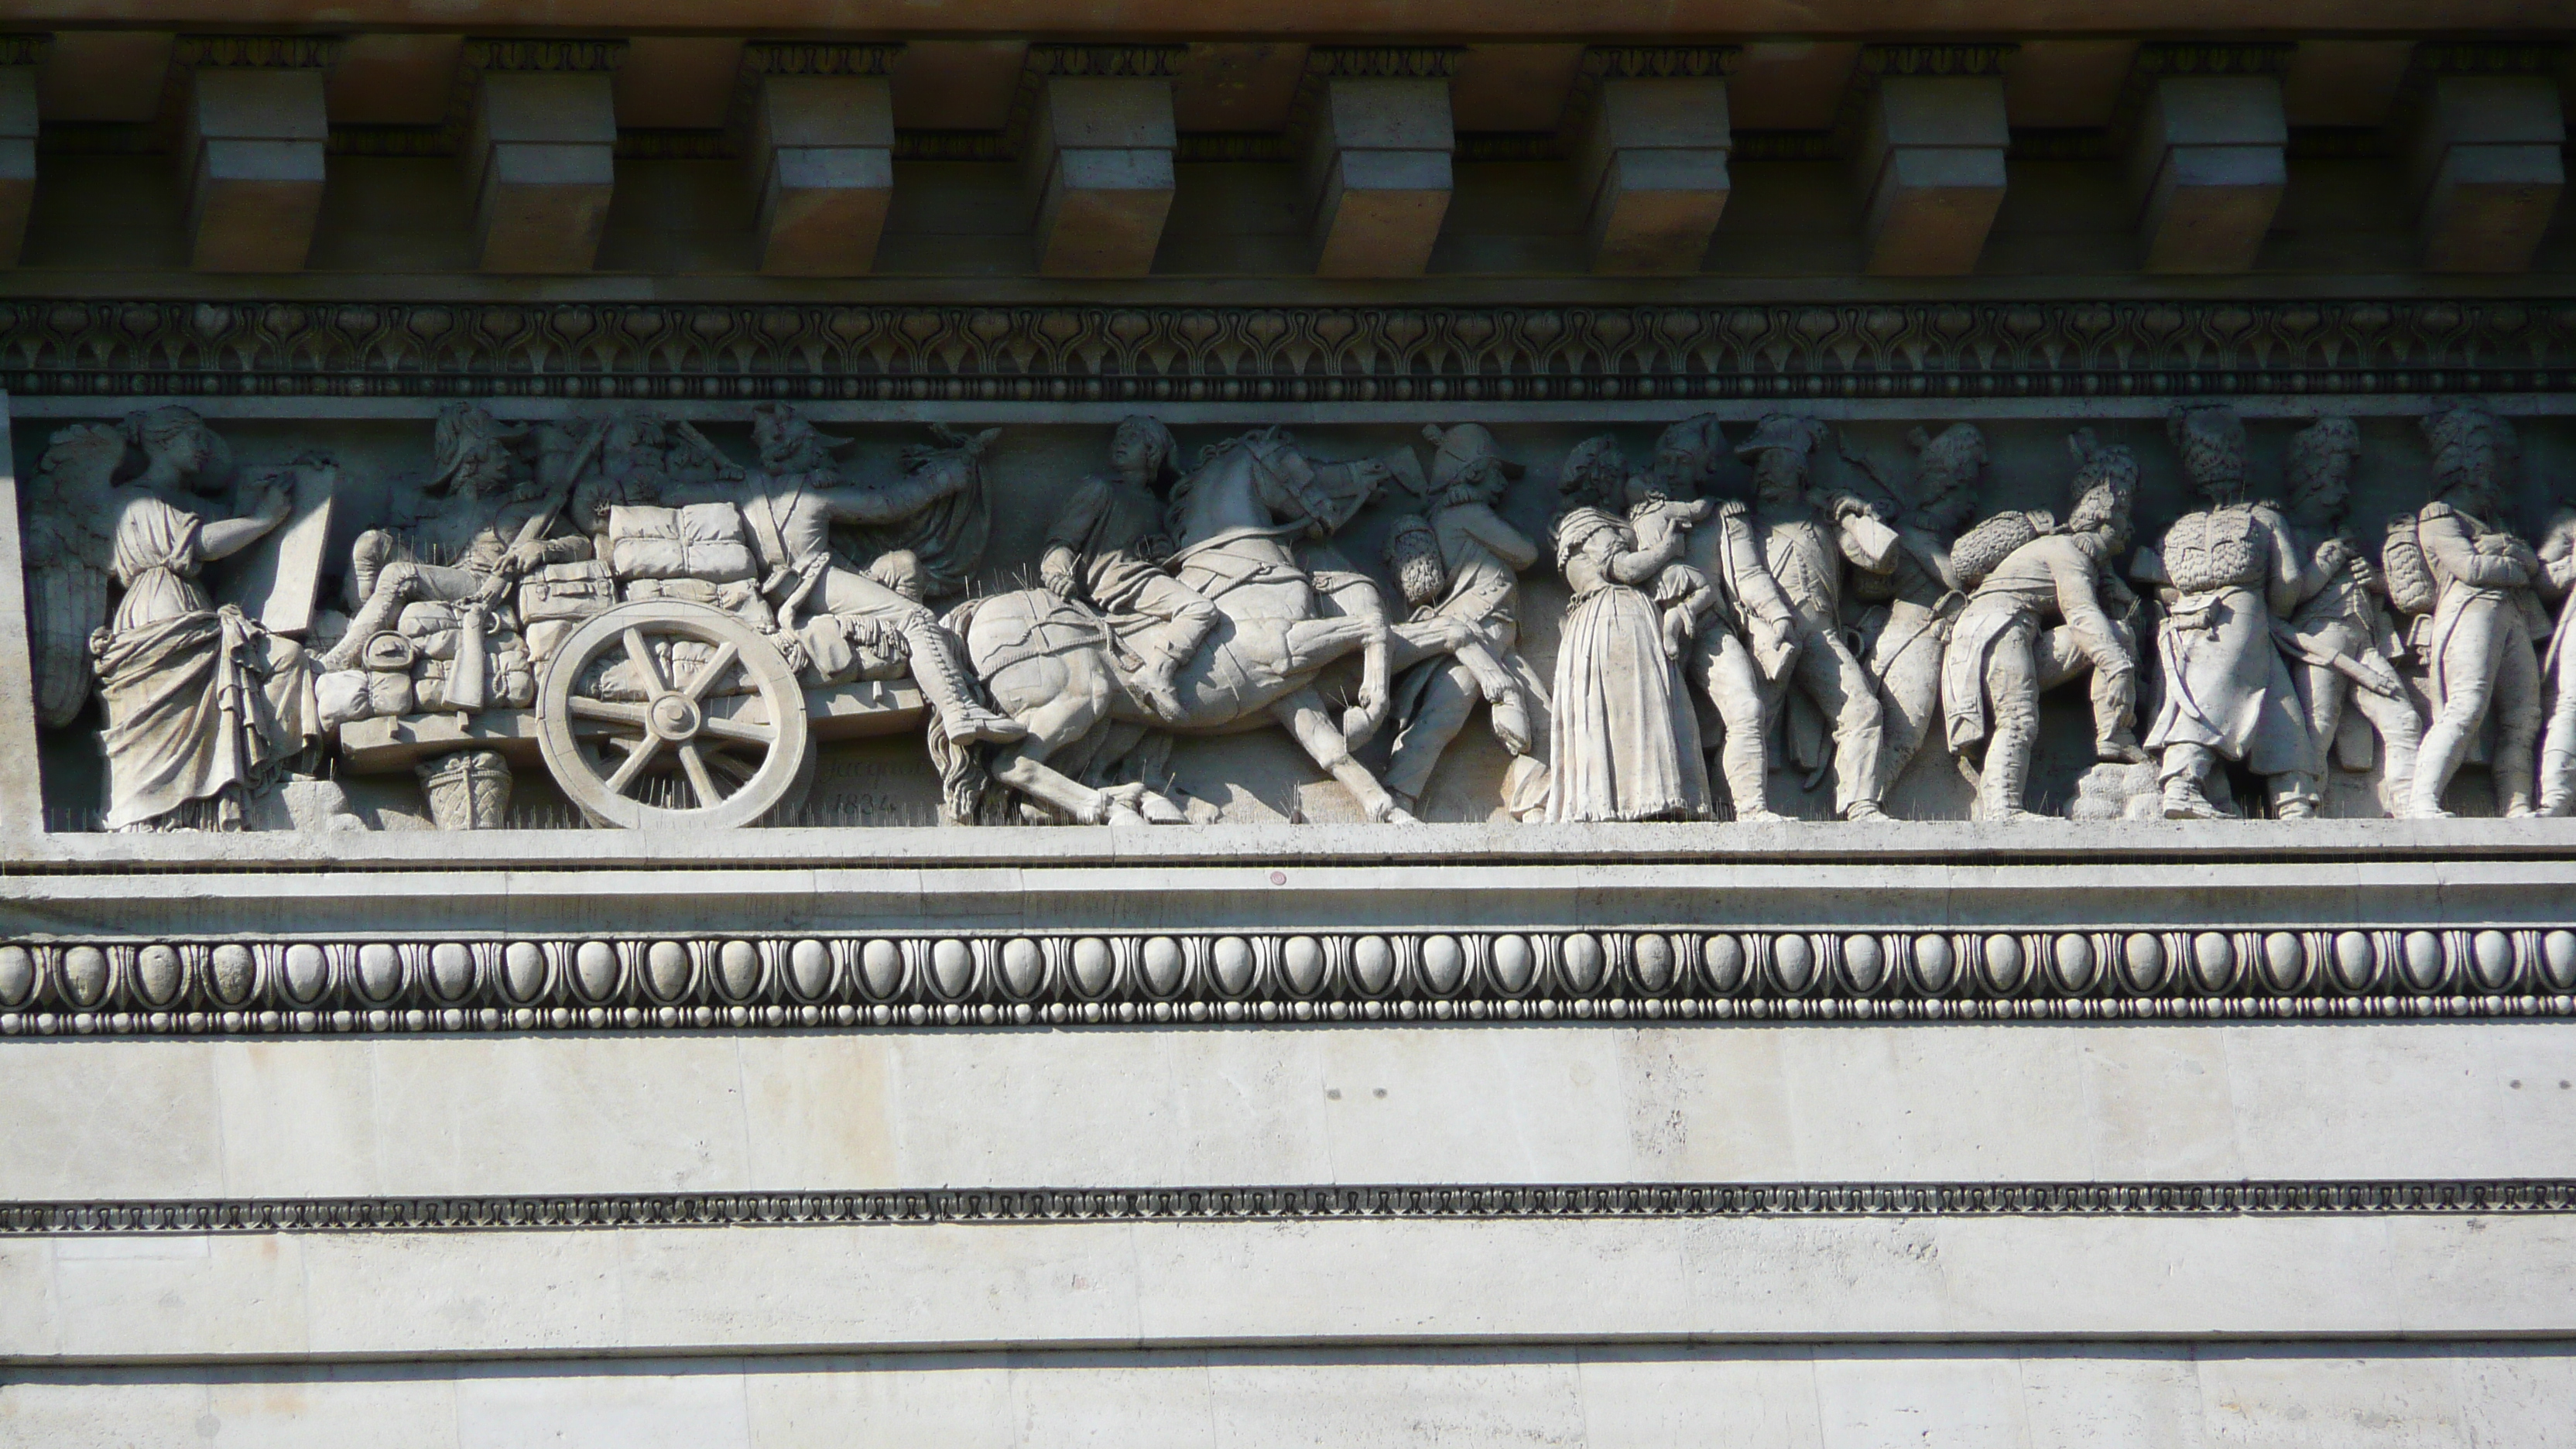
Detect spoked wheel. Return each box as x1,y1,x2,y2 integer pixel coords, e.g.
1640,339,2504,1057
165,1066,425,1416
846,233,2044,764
535,600,812,829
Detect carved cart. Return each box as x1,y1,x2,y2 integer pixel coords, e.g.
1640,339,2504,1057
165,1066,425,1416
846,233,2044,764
334,521,927,829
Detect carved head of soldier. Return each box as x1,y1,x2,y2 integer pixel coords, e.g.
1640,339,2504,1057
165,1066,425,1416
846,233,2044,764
1906,423,1989,532
1649,415,1726,502
1732,413,1828,506
2066,430,2139,555
2167,404,2248,501
2286,416,2362,527
1112,416,1178,492
1557,435,1629,515
2422,402,2516,517
429,403,524,499
122,406,228,496
752,402,856,478
1423,423,1523,505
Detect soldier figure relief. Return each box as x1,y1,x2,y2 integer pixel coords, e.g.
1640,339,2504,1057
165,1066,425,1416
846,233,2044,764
13,399,2572,833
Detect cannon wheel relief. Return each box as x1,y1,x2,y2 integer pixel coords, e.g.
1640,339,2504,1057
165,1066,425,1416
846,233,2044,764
535,601,814,829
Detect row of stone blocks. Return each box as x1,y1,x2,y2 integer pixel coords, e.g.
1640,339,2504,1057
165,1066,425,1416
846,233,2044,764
0,48,2558,276
7,926,2576,1027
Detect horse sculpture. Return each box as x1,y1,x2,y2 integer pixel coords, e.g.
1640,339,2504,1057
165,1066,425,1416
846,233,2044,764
943,429,1503,825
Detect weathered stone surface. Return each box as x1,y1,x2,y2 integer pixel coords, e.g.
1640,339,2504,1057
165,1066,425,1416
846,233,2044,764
2,1023,2566,1199
1303,78,1454,278
0,67,33,269
2127,76,2287,274
2406,74,2566,274
464,71,618,273
177,67,328,273
746,75,894,277
6,1345,2574,1449
1026,77,1177,278
1855,76,2009,276
1577,77,1732,275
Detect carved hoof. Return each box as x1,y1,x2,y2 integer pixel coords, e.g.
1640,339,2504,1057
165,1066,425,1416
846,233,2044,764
1842,801,1890,823
1372,802,1422,825
1341,707,1379,748
1734,809,1792,824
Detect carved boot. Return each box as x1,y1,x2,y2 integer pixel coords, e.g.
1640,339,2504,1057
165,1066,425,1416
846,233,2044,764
319,569,418,671
1128,605,1217,723
2160,746,2229,820
2095,726,2149,765
2269,773,2321,821
1719,742,1787,824
2540,747,2576,817
1977,728,2042,822
903,621,1027,745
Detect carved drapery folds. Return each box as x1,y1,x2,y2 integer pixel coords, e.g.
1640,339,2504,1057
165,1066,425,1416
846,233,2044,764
17,395,2576,831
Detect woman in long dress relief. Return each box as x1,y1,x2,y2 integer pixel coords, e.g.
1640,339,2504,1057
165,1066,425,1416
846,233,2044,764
1546,438,1714,823
73,409,313,830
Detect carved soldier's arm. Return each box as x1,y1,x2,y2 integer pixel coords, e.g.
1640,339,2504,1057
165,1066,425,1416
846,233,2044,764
2420,506,2529,590
1454,503,1540,571
2537,512,2576,600
820,460,975,527
1040,478,1113,595
2052,550,2132,676
2259,507,2323,616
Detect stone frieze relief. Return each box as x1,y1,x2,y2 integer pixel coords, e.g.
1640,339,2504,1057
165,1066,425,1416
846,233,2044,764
1,924,2571,1036
14,392,2576,834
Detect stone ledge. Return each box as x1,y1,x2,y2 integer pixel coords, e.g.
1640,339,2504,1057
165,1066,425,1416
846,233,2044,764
4,1023,2564,1201
6,1343,2571,1449
18,817,2576,872
6,1212,2573,1362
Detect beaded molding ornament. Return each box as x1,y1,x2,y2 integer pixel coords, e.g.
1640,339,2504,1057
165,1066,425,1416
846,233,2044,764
2,926,2571,1036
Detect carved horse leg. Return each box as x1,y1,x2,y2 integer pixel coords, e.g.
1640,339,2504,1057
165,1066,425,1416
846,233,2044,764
1311,572,1392,746
1272,683,1413,824
984,659,1143,825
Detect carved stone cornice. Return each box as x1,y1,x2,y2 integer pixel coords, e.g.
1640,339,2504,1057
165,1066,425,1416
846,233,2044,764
6,1179,2569,1236
2,299,2568,405
0,924,2568,1037
1582,46,1741,81
1561,45,1742,157
2132,41,2299,79
459,37,629,74
173,35,343,70
1304,46,1467,81
2408,39,2571,75
1857,43,2020,80
741,39,903,77
1026,43,1188,79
